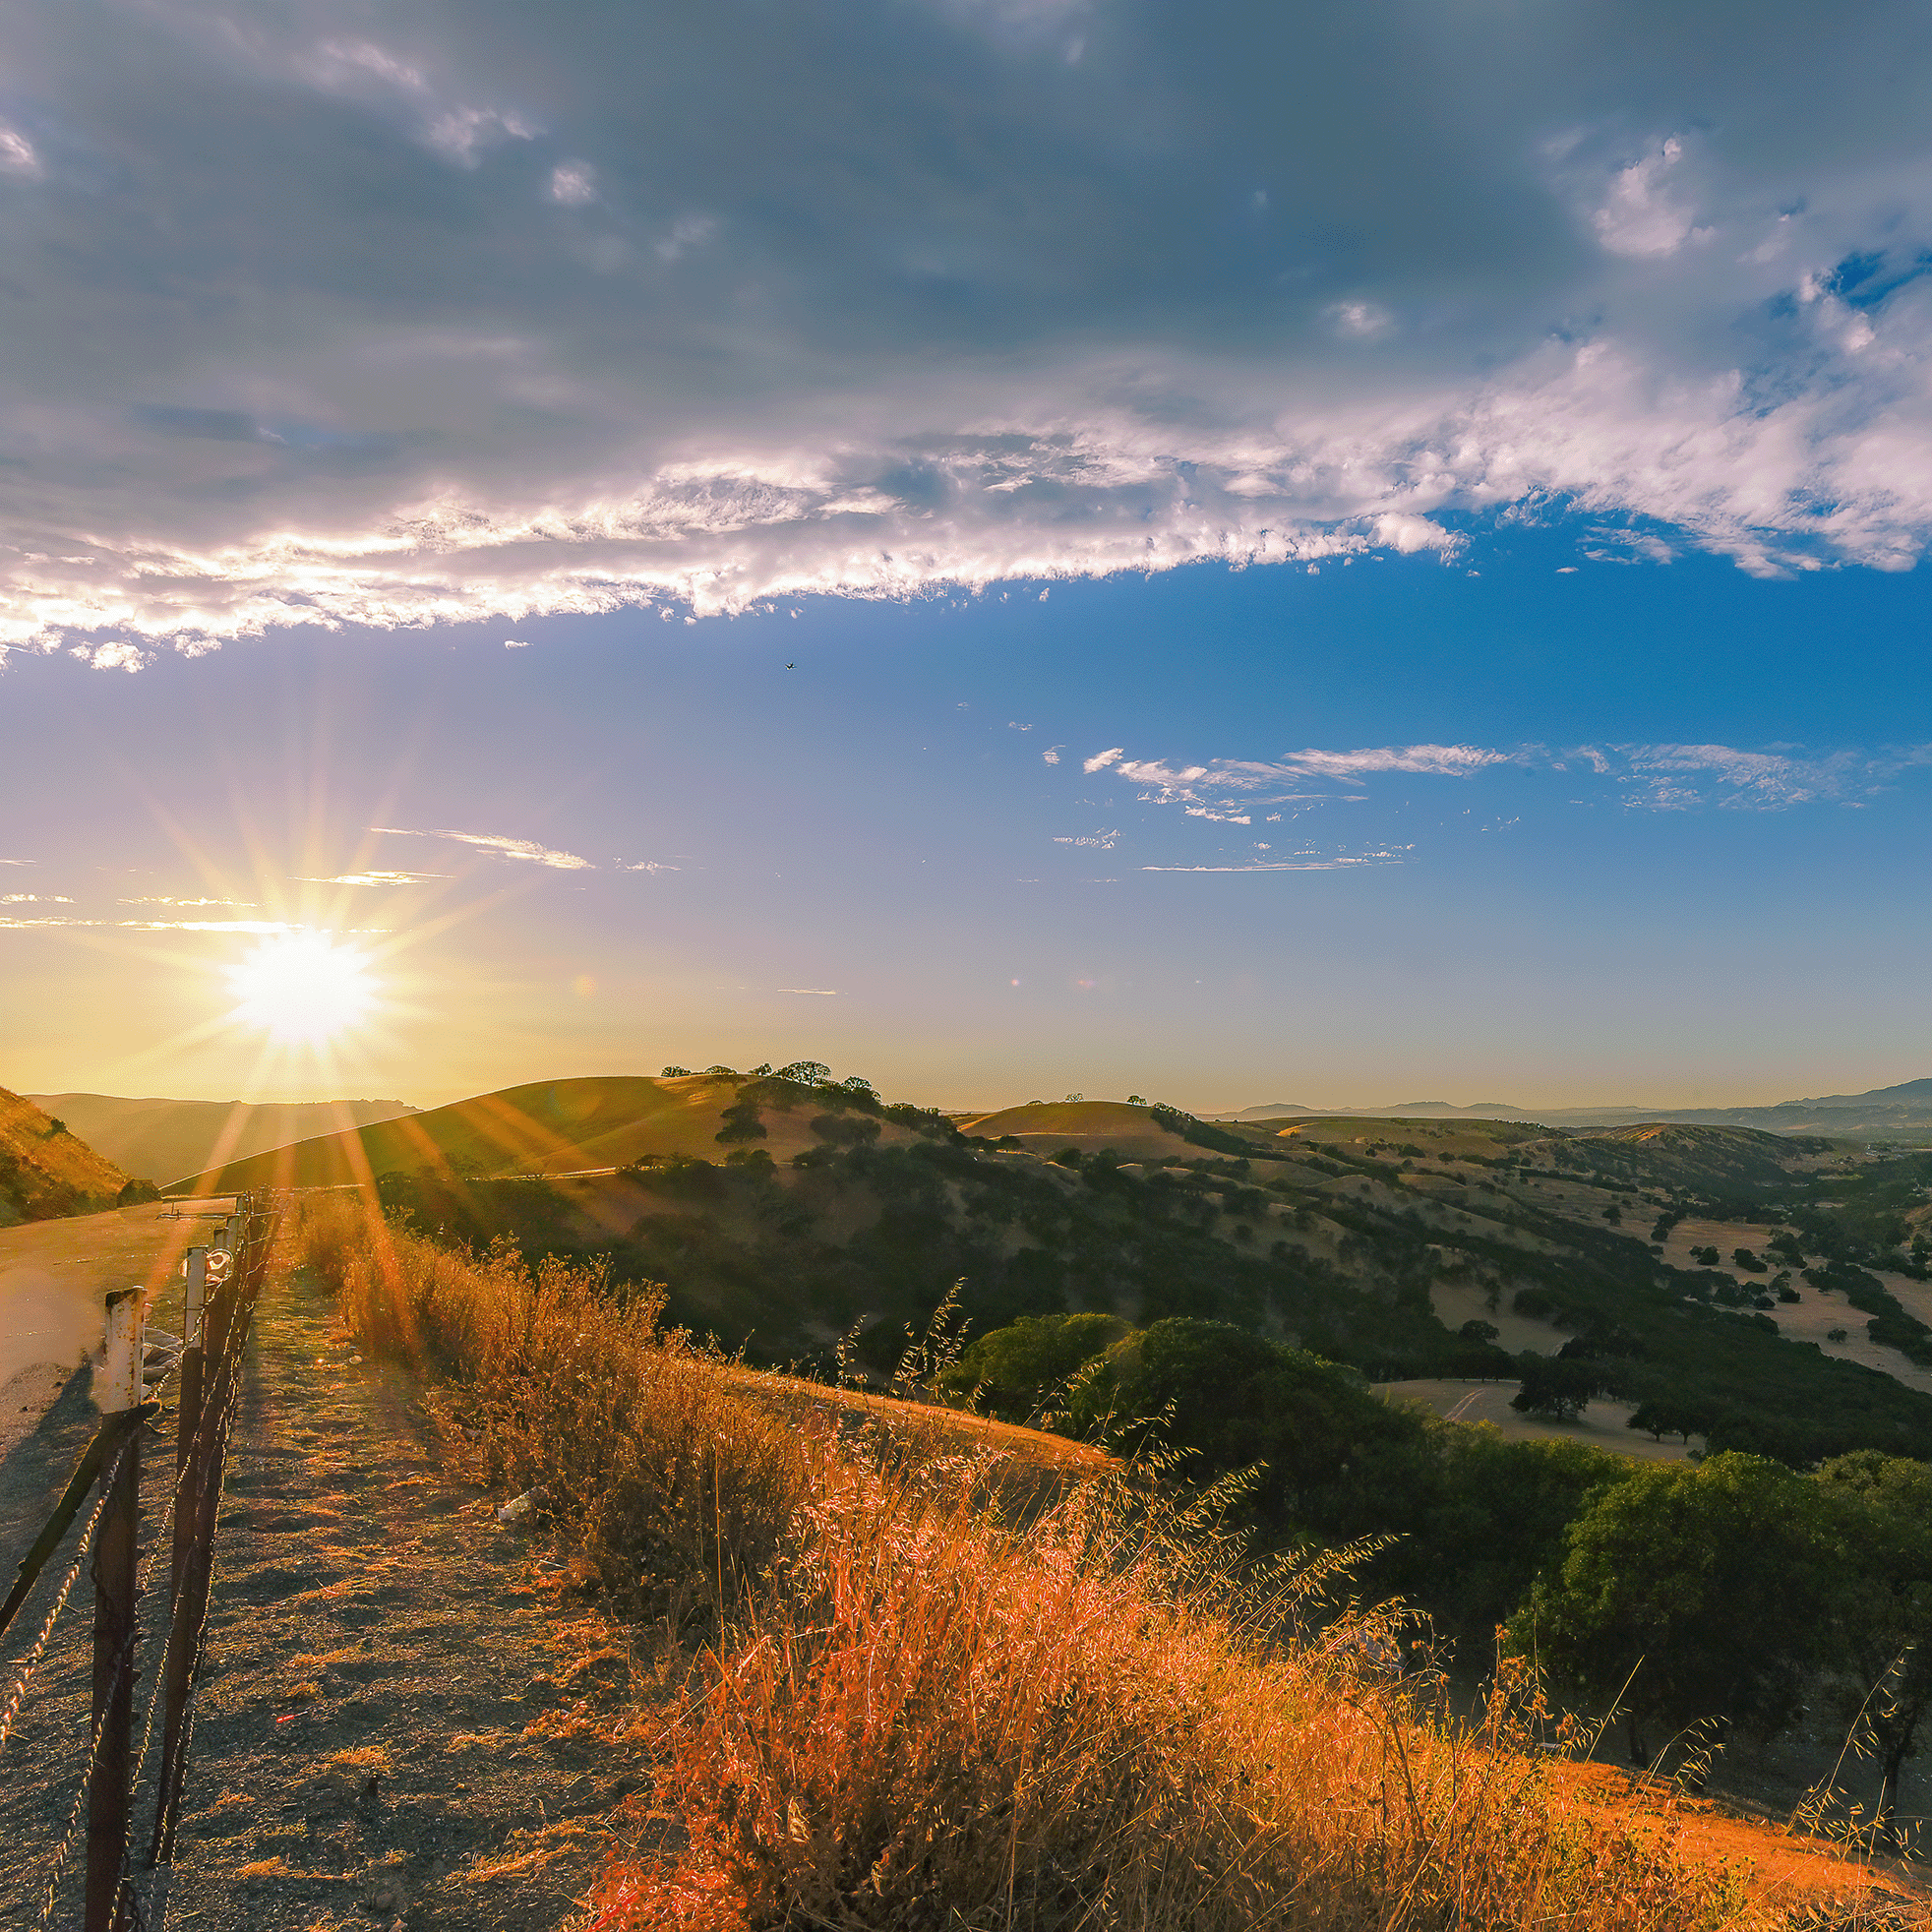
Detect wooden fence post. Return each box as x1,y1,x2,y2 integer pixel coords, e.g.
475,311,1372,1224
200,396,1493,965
86,1287,144,1932
151,1248,207,1866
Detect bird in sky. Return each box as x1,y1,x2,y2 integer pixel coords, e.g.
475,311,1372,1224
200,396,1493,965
785,661,795,669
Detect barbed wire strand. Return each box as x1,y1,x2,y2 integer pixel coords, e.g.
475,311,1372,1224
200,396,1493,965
0,1474,118,1759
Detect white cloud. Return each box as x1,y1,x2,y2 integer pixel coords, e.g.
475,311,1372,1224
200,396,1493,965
617,860,681,873
1054,830,1119,848
1273,745,1508,780
1041,745,1062,764
1592,138,1711,259
548,163,597,207
371,826,594,869
504,637,531,648
0,123,40,177
1083,748,1125,773
300,871,450,886
0,893,71,903
1328,300,1393,338
775,987,839,995
67,641,148,673
119,896,258,906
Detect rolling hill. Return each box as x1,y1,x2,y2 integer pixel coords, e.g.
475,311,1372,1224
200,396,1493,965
0,1087,129,1224
179,1072,937,1194
29,1092,419,1189
207,1070,1932,1468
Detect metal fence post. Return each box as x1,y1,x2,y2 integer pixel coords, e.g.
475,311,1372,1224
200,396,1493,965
86,1287,144,1932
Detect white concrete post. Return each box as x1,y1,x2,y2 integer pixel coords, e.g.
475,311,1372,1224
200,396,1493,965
181,1248,207,1351
99,1288,146,1415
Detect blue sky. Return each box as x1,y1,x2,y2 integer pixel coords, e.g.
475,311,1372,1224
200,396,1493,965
1,1,1929,1110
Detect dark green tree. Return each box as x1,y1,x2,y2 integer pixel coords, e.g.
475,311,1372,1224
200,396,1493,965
1512,1357,1601,1422
1513,1454,1835,1763
1812,1451,1932,1833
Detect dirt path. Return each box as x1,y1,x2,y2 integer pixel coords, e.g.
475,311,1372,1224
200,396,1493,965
0,1260,639,1930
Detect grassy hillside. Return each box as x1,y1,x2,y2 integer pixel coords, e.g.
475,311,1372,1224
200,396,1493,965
27,1091,418,1189
0,1086,129,1224
272,1074,1932,1470
179,1072,937,1193
301,1197,1793,1932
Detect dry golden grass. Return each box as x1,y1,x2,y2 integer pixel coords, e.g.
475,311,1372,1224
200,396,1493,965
296,1194,1781,1932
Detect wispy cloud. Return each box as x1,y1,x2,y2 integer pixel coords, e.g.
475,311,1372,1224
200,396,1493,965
1078,743,1507,817
1142,853,1408,873
0,893,72,903
118,895,258,907
1076,739,1931,817
775,986,839,996
299,871,450,887
371,827,593,870
1608,743,1894,811
0,916,315,933
617,860,682,874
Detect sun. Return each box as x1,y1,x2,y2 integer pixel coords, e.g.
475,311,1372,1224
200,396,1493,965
225,931,379,1046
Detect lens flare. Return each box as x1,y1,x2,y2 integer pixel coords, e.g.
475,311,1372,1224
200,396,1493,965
225,931,378,1046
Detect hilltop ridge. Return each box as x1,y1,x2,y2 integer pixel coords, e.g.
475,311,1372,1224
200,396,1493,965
0,1087,129,1224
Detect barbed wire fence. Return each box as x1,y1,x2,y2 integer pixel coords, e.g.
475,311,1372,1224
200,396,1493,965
0,1190,284,1931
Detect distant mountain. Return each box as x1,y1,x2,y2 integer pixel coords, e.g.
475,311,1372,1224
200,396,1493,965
1208,1076,1932,1140
1215,1101,1316,1121
29,1093,420,1189
0,1087,129,1224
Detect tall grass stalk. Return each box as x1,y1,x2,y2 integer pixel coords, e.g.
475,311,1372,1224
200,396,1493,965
298,1195,1767,1932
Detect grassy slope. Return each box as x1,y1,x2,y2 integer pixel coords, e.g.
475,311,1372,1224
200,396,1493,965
28,1092,419,1189
0,1086,127,1222
177,1073,878,1191
954,1100,1200,1159
305,1200,1789,1932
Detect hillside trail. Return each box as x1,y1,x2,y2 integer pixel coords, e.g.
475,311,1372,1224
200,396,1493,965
0,1258,643,1931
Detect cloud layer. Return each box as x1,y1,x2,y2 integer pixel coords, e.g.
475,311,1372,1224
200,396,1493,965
7,2,1932,655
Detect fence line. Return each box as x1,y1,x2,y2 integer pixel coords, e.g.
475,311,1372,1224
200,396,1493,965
0,1188,284,1931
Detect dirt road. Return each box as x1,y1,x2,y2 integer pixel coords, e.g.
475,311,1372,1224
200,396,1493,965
0,1201,232,1451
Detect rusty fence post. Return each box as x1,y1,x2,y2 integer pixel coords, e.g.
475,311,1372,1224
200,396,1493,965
85,1287,144,1932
